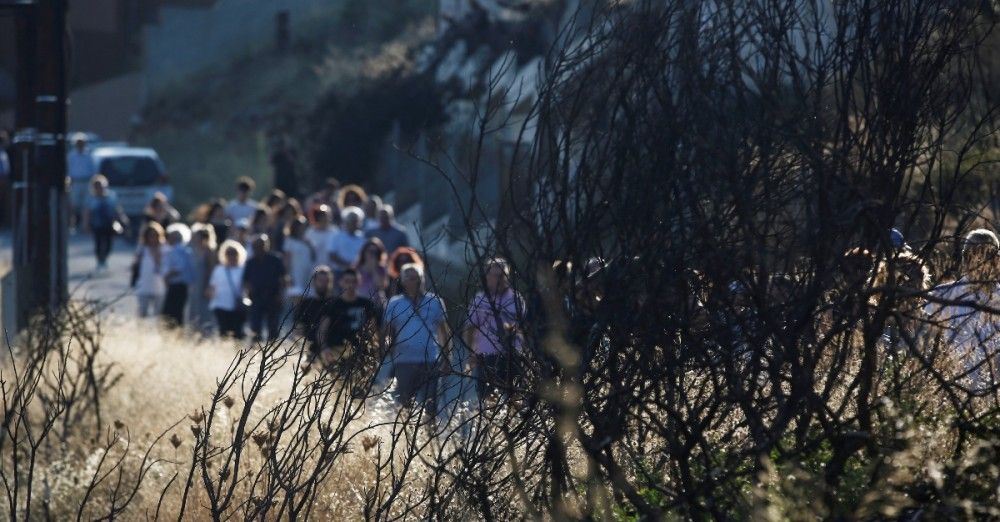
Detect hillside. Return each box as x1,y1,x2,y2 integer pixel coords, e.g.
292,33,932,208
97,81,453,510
132,0,438,214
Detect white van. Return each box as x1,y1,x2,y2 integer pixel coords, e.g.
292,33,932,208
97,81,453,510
90,146,173,220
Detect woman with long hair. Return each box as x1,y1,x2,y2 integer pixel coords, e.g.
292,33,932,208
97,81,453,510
207,199,230,242
337,184,368,223
270,199,302,253
355,237,388,304
249,206,273,238
142,192,180,230
189,224,218,335
386,246,424,298
207,240,248,339
134,222,167,317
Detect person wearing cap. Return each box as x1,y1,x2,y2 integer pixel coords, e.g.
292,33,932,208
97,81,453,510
925,228,1000,389
161,223,195,328
67,132,97,230
328,206,366,277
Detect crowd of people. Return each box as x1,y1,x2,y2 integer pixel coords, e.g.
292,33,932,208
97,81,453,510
79,174,528,411
75,165,1000,412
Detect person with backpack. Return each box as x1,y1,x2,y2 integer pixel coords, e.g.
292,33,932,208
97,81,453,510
81,174,127,272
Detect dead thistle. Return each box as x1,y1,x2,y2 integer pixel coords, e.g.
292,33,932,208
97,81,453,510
361,435,380,452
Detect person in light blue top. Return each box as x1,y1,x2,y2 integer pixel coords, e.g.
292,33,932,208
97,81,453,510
383,263,451,415
161,223,196,328
67,133,97,229
81,174,126,272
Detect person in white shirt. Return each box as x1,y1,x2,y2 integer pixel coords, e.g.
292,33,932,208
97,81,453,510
67,133,97,229
283,216,316,298
207,240,248,339
225,176,259,224
329,206,366,275
134,222,168,318
925,228,1000,391
304,204,339,273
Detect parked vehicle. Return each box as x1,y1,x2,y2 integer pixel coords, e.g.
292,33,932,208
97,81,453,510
90,146,173,230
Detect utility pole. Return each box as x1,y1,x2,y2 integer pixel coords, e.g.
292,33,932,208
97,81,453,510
4,0,69,329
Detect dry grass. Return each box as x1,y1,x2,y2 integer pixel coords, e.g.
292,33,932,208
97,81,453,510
6,304,1000,519
3,313,462,520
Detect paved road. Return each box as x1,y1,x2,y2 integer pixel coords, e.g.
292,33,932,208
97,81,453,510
0,230,137,314
66,232,136,313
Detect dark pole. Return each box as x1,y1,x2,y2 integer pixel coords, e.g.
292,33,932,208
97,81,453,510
11,0,68,327
12,4,38,330
35,0,69,311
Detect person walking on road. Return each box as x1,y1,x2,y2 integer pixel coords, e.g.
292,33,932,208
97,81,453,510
338,184,368,212
318,268,380,371
134,223,167,318
243,234,287,343
206,199,231,243
463,258,526,401
295,266,335,367
362,195,382,231
925,228,1000,389
270,199,301,253
283,216,316,299
142,192,180,230
387,247,424,298
161,224,195,328
329,207,366,277
355,237,388,304
304,178,340,226
383,264,451,417
366,204,410,256
208,240,248,340
189,224,217,335
305,205,338,274
67,133,97,230
225,177,259,224
81,174,126,272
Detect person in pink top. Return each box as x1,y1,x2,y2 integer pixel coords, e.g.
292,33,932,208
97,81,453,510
355,237,388,304
463,257,526,401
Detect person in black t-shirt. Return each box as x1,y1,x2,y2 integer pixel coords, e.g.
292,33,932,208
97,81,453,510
295,266,334,363
317,268,380,369
242,234,287,342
